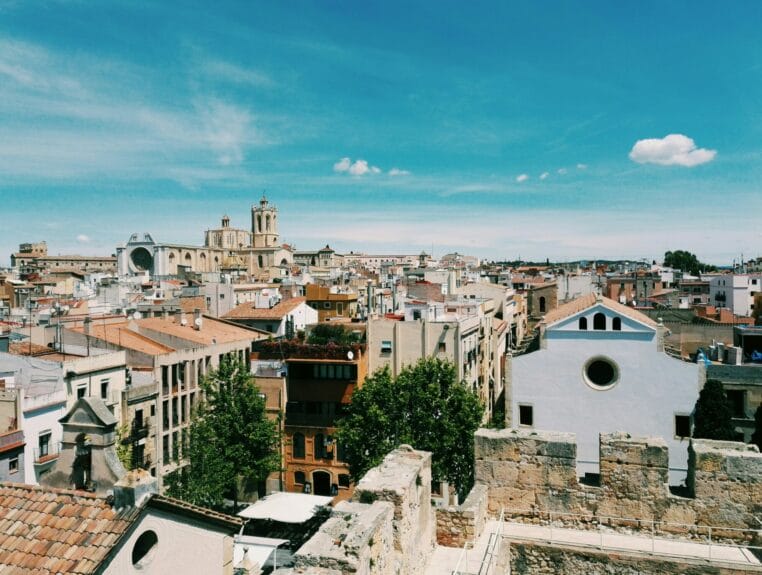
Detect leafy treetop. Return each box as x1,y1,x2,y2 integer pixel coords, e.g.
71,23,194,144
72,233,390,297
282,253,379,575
693,379,736,441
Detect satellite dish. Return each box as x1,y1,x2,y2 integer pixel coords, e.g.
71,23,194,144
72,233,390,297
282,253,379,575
133,311,142,320
180,318,187,326
347,350,354,360
194,317,202,326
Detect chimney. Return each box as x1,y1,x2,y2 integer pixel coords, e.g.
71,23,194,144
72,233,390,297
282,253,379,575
656,317,665,352
112,470,158,510
175,309,187,326
193,308,202,331
84,316,92,336
162,307,169,320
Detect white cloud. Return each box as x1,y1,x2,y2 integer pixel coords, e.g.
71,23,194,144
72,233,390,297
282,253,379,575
557,168,568,175
389,168,410,176
333,157,381,176
539,172,549,180
577,163,588,170
76,234,90,243
333,157,351,172
629,134,716,167
516,174,529,183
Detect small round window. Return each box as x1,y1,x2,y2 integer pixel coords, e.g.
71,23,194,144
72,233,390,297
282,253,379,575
583,357,619,390
132,530,158,568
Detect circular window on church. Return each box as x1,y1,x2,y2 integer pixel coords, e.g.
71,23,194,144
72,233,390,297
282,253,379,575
583,357,619,390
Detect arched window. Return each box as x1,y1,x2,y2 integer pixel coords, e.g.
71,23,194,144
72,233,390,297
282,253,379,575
539,296,546,313
258,255,264,268
612,317,622,331
593,312,606,330
314,433,325,459
266,214,271,232
184,253,192,263
293,433,305,459
579,317,588,330
257,215,262,233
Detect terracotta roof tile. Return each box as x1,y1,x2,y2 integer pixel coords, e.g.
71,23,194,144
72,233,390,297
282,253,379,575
0,483,132,574
223,296,307,321
543,293,658,328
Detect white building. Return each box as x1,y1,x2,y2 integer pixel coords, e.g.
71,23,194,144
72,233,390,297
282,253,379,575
510,293,700,484
222,297,318,336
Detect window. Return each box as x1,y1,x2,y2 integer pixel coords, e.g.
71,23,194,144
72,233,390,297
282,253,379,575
337,302,344,316
77,386,87,399
9,457,18,474
38,432,51,458
579,317,588,330
338,474,350,488
336,440,347,462
438,341,446,353
323,302,331,309
726,390,746,418
518,405,533,427
380,340,392,354
612,317,621,331
295,471,306,484
593,312,606,330
314,433,326,459
539,296,546,313
293,433,305,459
100,379,109,400
675,415,691,438
584,357,619,389
132,530,158,567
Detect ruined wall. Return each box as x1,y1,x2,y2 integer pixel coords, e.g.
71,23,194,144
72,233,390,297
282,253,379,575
292,500,395,575
352,446,436,575
283,446,436,575
475,428,762,541
435,484,488,547
510,542,758,575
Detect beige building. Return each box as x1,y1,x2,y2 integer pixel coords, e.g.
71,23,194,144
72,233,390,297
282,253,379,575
117,195,294,281
67,312,268,489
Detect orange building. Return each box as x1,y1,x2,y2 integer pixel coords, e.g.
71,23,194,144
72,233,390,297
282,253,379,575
305,284,359,322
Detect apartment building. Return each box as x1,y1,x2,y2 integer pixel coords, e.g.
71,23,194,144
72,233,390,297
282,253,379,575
305,284,359,322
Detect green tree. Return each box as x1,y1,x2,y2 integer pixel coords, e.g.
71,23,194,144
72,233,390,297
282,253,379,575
693,379,735,441
751,403,762,451
336,358,483,500
307,323,361,345
663,250,717,276
166,357,280,512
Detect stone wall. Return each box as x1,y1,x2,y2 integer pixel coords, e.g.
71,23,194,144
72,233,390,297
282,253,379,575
475,428,762,542
279,446,436,575
435,484,488,547
509,541,759,575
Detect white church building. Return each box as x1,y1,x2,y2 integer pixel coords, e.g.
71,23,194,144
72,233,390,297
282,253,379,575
510,293,700,485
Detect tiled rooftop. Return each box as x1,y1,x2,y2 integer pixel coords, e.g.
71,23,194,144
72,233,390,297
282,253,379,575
223,297,307,320
542,293,658,328
0,483,136,575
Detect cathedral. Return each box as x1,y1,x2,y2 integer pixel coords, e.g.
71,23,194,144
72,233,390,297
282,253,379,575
116,195,294,280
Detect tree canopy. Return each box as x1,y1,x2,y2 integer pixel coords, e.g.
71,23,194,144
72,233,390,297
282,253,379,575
693,379,736,441
336,358,483,500
663,250,717,276
307,323,362,345
166,357,280,512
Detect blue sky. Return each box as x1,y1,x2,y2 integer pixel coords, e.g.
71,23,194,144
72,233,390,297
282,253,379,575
1,1,761,265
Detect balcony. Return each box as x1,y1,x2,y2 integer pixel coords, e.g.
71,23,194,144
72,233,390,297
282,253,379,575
285,412,337,428
0,429,24,454
131,420,150,440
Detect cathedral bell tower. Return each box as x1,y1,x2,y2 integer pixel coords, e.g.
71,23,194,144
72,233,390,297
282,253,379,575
251,194,279,248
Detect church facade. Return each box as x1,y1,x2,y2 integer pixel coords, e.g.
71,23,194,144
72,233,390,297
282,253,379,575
117,196,294,280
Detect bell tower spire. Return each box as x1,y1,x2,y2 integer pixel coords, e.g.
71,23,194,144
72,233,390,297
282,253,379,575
251,192,279,248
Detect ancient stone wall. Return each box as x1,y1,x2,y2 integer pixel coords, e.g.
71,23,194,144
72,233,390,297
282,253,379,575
509,541,759,575
281,446,436,575
475,428,762,542
435,484,488,547
352,445,436,575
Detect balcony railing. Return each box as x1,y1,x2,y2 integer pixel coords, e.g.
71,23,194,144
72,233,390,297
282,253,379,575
131,420,150,440
285,413,338,428
0,429,24,453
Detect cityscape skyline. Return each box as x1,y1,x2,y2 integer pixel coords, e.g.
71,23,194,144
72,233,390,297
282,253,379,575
2,1,762,265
